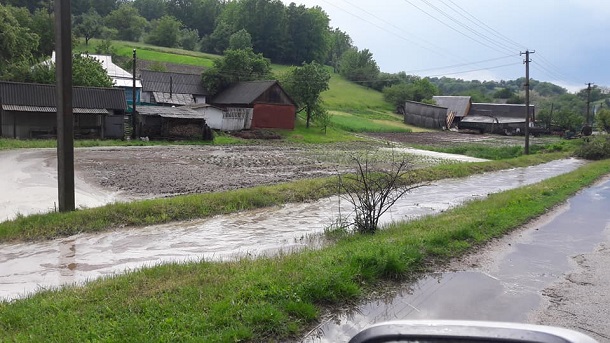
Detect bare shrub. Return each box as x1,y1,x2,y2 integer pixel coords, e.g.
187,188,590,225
337,156,420,234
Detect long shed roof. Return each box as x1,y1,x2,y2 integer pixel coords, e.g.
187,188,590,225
140,70,208,96
0,81,127,110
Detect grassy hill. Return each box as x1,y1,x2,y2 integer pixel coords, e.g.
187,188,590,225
76,40,428,138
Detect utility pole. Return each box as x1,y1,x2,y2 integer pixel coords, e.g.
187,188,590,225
586,82,594,126
55,0,75,212
132,49,137,139
520,50,534,155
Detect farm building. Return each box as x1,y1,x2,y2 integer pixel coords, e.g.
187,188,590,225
140,70,208,106
432,96,472,127
459,103,536,134
47,52,142,106
137,106,212,140
403,100,449,129
212,81,296,130
185,103,248,131
0,81,127,139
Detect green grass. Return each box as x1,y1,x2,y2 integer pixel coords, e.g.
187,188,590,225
1,159,608,342
408,138,580,160
0,151,571,243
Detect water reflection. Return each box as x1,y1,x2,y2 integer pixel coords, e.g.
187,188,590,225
303,177,610,342
0,159,586,301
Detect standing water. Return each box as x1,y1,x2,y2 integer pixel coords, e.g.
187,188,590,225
0,158,585,301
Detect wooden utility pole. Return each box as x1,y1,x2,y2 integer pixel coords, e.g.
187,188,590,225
132,49,138,139
520,50,534,155
55,0,75,212
586,82,594,126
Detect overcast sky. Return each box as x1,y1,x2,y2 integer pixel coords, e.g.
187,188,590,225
281,0,610,92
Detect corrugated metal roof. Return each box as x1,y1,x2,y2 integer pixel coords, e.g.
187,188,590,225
0,81,127,110
141,70,207,95
48,52,142,88
470,103,534,119
137,105,204,119
432,96,472,117
212,80,278,105
2,104,108,114
152,92,194,106
461,115,525,124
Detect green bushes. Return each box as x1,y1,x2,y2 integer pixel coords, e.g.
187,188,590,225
575,135,610,160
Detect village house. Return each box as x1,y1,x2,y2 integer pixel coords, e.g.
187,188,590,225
139,70,208,106
211,80,297,130
0,81,127,139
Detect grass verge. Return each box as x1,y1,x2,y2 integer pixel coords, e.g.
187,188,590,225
0,152,570,243
0,159,608,342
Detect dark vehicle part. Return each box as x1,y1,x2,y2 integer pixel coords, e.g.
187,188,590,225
349,320,598,343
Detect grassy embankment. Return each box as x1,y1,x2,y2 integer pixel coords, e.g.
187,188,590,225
0,150,571,243
1,159,609,342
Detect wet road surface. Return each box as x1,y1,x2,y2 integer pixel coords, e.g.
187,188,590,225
302,177,610,342
0,158,585,301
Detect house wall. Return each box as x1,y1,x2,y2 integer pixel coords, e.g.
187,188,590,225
251,104,295,130
194,95,206,104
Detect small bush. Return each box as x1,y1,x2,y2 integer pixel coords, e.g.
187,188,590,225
574,136,610,160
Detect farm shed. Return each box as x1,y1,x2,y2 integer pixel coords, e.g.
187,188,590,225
459,103,536,134
403,100,448,129
212,81,296,130
432,96,472,127
140,70,208,106
137,106,212,140
0,81,127,139
185,104,249,131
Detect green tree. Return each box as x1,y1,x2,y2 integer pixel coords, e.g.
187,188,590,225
200,20,233,54
338,48,379,88
382,78,439,108
133,0,167,21
179,28,199,51
228,29,252,51
146,15,182,48
285,4,330,64
30,54,113,87
201,48,272,95
74,8,103,46
0,4,39,79
281,61,330,128
105,4,148,42
327,28,352,73
595,108,610,132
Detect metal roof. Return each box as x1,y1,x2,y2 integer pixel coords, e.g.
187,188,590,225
140,70,208,95
2,104,109,114
0,81,127,110
461,115,525,124
137,105,204,119
48,52,142,88
152,92,194,106
432,96,472,117
469,103,534,119
212,80,279,105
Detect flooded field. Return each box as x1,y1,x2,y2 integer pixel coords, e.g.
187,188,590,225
0,158,585,301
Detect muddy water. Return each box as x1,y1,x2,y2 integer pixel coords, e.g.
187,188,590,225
0,149,121,221
302,177,610,343
0,158,585,301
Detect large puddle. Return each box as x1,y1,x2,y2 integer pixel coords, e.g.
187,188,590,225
302,177,610,342
0,158,586,301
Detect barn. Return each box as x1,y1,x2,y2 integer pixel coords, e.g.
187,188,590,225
0,81,127,139
212,81,296,130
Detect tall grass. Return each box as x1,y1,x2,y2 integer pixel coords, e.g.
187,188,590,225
1,159,608,342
